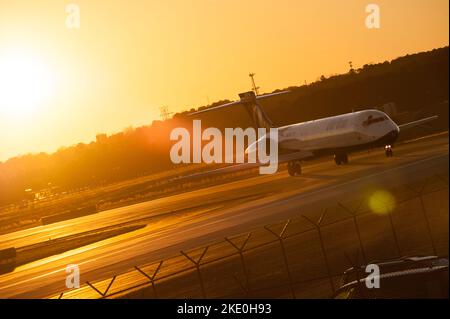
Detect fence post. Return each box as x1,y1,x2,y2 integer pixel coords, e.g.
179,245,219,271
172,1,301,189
337,200,367,264
302,210,335,293
135,260,163,299
232,273,249,297
264,219,296,299
180,246,209,298
225,233,252,297
385,202,402,257
86,275,117,298
405,177,438,255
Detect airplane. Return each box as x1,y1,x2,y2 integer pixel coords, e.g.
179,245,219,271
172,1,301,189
190,90,438,177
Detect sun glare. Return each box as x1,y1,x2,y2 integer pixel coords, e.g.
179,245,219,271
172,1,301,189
0,51,55,121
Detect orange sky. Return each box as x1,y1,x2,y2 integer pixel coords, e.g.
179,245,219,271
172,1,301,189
0,0,448,161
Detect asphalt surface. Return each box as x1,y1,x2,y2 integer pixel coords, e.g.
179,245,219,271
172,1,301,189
0,132,448,298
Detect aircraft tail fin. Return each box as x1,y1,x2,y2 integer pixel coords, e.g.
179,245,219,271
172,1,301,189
190,90,290,130
238,91,274,130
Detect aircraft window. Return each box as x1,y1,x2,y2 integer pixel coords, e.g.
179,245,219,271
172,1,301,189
362,115,386,127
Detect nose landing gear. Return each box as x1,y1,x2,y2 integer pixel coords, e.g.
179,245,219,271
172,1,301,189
287,160,302,177
385,145,393,157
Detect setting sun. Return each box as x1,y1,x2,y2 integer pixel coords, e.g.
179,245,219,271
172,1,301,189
0,50,55,120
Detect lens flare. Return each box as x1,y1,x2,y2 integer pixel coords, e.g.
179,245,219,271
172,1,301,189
368,190,396,214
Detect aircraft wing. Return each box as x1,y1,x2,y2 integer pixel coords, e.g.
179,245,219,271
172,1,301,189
190,100,243,115
398,115,438,131
190,91,291,116
173,150,313,182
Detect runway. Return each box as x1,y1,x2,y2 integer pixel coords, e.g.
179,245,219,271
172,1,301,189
0,132,448,298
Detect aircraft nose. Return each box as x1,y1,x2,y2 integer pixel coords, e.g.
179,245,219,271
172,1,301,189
388,120,400,138
387,128,400,144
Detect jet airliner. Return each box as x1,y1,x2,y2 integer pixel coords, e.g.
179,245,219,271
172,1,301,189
191,91,437,176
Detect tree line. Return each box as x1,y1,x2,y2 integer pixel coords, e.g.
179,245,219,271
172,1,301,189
0,46,448,205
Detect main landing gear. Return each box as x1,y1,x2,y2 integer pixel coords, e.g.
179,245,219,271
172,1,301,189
287,160,302,177
385,145,394,157
334,153,348,165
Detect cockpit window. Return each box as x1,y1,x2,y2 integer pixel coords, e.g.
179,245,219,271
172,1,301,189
362,115,386,127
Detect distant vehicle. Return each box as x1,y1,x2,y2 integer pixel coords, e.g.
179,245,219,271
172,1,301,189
333,256,449,299
191,91,438,176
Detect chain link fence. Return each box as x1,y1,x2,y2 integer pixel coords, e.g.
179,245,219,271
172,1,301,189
54,173,448,299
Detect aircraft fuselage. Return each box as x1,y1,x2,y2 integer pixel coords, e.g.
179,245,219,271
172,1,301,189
272,109,399,156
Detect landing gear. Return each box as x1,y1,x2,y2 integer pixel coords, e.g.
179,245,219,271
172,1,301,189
385,145,393,157
288,160,302,177
334,153,348,165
